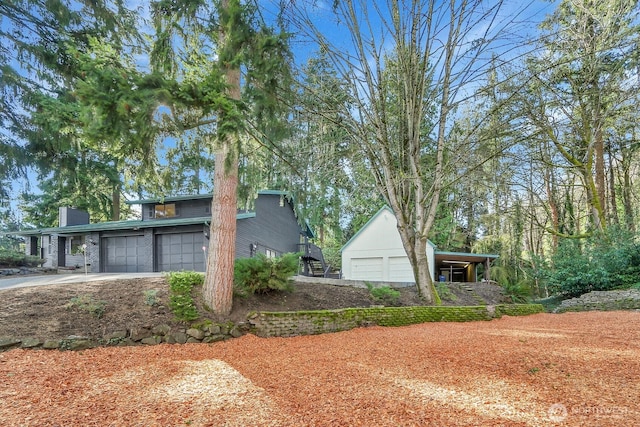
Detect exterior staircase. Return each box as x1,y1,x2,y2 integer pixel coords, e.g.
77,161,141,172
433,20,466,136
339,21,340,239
297,242,339,278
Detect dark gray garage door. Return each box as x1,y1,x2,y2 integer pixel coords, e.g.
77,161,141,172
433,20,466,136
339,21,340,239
103,235,146,272
156,232,206,272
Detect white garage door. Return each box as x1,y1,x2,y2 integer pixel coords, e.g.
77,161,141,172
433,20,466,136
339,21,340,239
351,257,383,281
103,235,145,272
389,256,414,282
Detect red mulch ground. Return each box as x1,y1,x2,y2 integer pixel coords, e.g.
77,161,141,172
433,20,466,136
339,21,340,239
1,311,638,426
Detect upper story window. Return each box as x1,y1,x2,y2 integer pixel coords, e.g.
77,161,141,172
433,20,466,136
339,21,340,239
153,203,178,218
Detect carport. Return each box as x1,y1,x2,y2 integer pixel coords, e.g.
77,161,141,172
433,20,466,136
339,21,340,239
434,251,499,282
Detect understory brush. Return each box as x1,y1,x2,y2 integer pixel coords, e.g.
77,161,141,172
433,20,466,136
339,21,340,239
366,282,401,306
234,252,300,296
167,271,203,321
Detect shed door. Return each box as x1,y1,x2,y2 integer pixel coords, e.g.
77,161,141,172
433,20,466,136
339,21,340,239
388,256,414,282
156,232,206,272
351,257,383,281
103,235,145,272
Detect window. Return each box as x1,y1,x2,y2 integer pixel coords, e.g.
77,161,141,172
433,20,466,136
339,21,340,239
154,203,177,218
69,236,85,254
265,248,277,259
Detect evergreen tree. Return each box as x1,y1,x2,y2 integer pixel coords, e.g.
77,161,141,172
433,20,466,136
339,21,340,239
69,0,293,315
0,0,143,221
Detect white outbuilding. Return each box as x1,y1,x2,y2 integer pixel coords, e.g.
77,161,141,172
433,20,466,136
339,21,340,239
341,206,498,283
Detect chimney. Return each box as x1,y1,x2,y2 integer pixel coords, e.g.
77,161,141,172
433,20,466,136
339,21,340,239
59,207,90,227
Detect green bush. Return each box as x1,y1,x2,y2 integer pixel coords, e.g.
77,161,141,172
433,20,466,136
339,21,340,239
502,280,532,303
436,282,457,302
544,228,640,297
366,282,401,306
167,271,203,321
0,249,43,267
143,289,159,306
234,252,300,295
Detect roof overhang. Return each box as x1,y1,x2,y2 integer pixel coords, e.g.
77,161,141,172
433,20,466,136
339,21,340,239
434,251,499,264
12,213,257,237
125,190,291,205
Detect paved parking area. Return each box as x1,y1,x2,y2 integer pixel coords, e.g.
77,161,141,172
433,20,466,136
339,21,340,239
0,272,164,290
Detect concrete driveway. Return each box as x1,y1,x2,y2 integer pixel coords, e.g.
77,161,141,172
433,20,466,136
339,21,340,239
0,272,165,291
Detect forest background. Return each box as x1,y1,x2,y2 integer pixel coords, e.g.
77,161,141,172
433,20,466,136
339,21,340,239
1,0,640,303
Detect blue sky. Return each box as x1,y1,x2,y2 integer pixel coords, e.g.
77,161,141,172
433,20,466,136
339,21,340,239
4,0,559,223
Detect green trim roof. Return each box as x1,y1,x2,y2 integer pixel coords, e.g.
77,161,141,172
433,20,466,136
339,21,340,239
434,250,498,259
15,213,256,236
16,190,312,238
125,194,213,204
125,189,290,205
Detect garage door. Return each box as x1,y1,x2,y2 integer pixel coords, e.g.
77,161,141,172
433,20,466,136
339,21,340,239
156,232,206,272
389,256,414,282
103,235,145,272
351,257,383,281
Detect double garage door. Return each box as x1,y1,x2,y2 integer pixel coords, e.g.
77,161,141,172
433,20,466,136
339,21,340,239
102,232,207,272
350,256,414,282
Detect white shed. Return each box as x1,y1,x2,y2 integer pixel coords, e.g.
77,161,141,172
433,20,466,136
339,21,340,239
341,206,435,283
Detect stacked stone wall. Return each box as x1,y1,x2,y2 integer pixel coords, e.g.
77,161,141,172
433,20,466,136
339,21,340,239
248,304,545,338
554,289,640,313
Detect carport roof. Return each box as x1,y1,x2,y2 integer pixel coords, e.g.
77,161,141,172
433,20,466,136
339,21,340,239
434,251,499,263
14,212,256,236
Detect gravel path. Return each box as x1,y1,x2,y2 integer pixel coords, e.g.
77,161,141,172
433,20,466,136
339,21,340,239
1,311,638,426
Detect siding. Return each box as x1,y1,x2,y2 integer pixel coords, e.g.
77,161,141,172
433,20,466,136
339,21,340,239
142,198,211,221
235,194,302,258
342,206,435,283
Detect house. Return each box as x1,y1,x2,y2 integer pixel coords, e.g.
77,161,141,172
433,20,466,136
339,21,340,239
341,206,498,283
18,190,320,273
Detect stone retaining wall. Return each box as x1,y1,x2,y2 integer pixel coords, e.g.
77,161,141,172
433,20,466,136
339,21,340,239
554,289,640,313
0,321,248,352
1,304,545,352
248,304,545,338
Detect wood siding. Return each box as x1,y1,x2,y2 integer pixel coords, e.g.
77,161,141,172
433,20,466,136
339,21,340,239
142,198,211,221
235,194,302,258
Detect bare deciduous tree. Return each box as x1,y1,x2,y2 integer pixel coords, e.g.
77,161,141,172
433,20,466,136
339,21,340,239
288,0,528,302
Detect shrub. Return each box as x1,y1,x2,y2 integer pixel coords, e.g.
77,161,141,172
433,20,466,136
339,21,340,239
67,295,106,318
502,280,532,303
436,282,457,302
143,289,159,306
167,271,203,321
544,228,640,297
0,249,43,268
234,252,300,295
366,282,401,306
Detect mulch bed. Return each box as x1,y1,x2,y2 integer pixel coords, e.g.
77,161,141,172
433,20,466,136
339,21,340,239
1,311,638,426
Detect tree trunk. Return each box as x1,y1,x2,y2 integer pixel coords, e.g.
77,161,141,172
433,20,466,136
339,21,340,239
396,220,439,305
112,187,120,221
622,163,635,232
412,236,438,305
544,162,560,248
608,151,619,226
203,140,239,315
202,0,241,316
594,122,607,226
